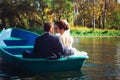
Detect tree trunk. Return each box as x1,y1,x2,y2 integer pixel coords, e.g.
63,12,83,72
99,15,103,28
59,15,61,20
103,9,107,29
93,0,95,30
16,13,25,29
93,11,95,30
103,0,108,29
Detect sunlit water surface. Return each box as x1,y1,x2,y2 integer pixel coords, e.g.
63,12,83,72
0,37,120,80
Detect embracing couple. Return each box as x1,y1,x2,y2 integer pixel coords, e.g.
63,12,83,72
23,20,74,59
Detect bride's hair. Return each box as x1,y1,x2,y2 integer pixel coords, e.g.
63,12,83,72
55,20,69,30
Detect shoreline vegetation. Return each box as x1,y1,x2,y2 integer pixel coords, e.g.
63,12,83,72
70,27,120,37
0,27,120,37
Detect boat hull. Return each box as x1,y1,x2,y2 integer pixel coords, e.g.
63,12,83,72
0,47,87,73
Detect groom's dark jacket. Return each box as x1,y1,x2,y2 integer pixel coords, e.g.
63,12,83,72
32,32,73,59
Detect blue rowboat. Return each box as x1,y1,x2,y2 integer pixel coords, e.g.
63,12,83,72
0,28,88,73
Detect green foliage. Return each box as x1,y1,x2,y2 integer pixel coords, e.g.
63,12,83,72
0,0,73,29
0,0,42,29
106,12,120,30
28,26,44,35
53,0,73,22
0,0,120,30
70,27,120,37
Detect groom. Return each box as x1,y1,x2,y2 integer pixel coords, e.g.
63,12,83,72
23,22,74,59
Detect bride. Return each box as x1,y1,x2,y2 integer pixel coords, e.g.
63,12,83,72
54,20,73,49
54,20,87,56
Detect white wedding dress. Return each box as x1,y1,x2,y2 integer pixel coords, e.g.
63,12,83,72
60,31,88,56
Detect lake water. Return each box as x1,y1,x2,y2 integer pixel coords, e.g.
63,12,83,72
0,37,120,80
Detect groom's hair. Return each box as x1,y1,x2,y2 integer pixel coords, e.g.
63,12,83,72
43,22,52,32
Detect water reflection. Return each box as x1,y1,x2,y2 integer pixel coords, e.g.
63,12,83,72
73,37,120,80
0,37,120,80
0,70,84,80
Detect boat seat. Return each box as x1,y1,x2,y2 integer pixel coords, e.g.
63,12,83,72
4,37,22,40
14,54,23,58
1,46,33,55
2,46,33,48
3,37,28,46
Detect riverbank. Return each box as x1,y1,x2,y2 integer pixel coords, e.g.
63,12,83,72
70,27,120,37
